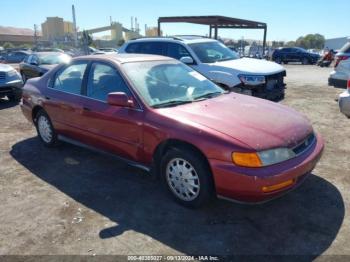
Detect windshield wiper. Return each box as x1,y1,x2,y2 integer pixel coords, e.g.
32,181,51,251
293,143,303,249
194,91,225,100
152,100,192,108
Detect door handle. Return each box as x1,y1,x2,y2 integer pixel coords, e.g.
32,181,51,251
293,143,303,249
82,106,91,112
45,96,51,100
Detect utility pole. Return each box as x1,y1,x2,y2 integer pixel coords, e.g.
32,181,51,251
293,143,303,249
33,24,38,50
72,5,78,47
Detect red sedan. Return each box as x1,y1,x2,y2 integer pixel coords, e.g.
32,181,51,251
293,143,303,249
21,54,324,208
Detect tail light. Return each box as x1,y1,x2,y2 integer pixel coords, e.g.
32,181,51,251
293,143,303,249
335,56,349,67
348,79,350,90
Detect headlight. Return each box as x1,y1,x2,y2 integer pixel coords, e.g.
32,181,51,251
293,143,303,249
7,70,19,77
238,74,266,86
232,148,296,167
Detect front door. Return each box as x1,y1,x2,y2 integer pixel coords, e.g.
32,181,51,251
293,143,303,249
77,62,144,161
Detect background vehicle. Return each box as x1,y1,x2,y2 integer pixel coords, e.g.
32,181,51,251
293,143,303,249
338,79,350,118
0,50,31,64
329,42,350,88
19,52,71,82
272,47,320,65
99,48,118,53
0,64,23,102
21,54,324,208
119,36,286,101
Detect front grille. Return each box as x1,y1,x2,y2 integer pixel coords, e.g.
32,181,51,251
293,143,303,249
0,87,12,93
292,133,316,155
0,72,6,84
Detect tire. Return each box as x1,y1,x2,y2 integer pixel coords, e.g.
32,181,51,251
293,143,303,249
275,57,282,64
34,110,59,147
161,147,214,208
301,58,309,65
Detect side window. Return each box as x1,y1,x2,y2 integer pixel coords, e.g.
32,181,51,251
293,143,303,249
167,43,191,60
86,63,131,102
140,42,166,55
53,63,88,94
24,55,31,63
125,43,141,53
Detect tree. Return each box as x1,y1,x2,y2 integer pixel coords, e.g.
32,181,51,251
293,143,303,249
3,42,14,49
285,41,296,47
295,34,325,49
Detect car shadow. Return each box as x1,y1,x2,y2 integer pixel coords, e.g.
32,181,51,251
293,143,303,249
10,137,344,258
0,98,19,109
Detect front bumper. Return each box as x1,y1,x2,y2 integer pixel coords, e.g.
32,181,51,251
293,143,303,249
210,133,324,203
0,80,23,97
339,90,350,118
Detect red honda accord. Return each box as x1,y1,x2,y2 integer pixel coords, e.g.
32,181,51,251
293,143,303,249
21,54,324,208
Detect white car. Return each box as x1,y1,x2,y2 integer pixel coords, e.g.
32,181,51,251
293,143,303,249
339,80,350,118
329,42,350,88
118,36,286,101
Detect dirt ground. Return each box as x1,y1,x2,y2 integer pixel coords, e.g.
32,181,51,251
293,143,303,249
0,64,349,259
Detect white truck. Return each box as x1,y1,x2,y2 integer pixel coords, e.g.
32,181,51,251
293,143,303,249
118,36,286,101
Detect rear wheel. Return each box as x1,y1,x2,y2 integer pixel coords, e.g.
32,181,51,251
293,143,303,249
161,147,214,208
35,110,59,147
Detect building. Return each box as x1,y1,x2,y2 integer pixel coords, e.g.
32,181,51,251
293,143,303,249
145,27,162,37
324,37,349,51
41,17,74,42
0,26,42,46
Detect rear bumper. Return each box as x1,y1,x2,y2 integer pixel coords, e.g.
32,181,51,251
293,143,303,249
339,91,350,117
210,133,324,203
328,77,347,89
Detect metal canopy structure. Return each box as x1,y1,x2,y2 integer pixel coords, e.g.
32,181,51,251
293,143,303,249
158,15,268,51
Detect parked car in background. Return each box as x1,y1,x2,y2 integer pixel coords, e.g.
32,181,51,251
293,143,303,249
329,42,350,88
21,54,324,208
0,64,23,102
0,50,31,64
119,36,287,101
19,52,71,82
338,79,350,118
99,48,118,53
272,47,320,65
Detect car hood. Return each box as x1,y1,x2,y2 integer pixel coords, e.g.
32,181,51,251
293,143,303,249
0,64,15,72
210,57,285,75
158,93,313,151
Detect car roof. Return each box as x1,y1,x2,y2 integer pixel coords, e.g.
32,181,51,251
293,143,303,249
74,53,174,64
128,36,217,45
33,52,64,56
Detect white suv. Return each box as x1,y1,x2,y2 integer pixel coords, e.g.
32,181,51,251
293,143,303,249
118,36,286,101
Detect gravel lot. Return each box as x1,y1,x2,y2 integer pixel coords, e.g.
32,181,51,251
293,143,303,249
0,64,349,259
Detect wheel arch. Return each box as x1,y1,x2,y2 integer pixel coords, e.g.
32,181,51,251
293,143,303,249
152,138,215,184
31,105,44,123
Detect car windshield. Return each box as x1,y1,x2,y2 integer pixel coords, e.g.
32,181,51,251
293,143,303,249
38,54,71,65
189,41,239,63
122,61,226,108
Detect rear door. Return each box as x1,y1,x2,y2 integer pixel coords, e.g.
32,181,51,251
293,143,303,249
44,61,89,140
76,61,144,161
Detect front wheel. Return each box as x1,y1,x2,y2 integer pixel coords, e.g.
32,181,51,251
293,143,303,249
161,147,214,208
301,58,309,65
35,110,59,147
275,57,282,64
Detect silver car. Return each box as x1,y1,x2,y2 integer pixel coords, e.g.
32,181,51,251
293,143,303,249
339,81,350,118
329,42,350,88
0,64,23,102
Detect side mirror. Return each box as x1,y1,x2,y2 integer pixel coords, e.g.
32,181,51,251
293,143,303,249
180,56,194,65
107,92,134,108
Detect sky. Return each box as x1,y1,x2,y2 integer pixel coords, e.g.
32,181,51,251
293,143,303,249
0,0,348,42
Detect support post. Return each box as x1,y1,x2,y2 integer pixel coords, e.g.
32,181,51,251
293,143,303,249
209,26,212,38
214,26,218,39
158,20,161,36
263,26,267,55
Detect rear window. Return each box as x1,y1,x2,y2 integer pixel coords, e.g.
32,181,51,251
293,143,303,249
340,42,350,53
125,42,166,56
